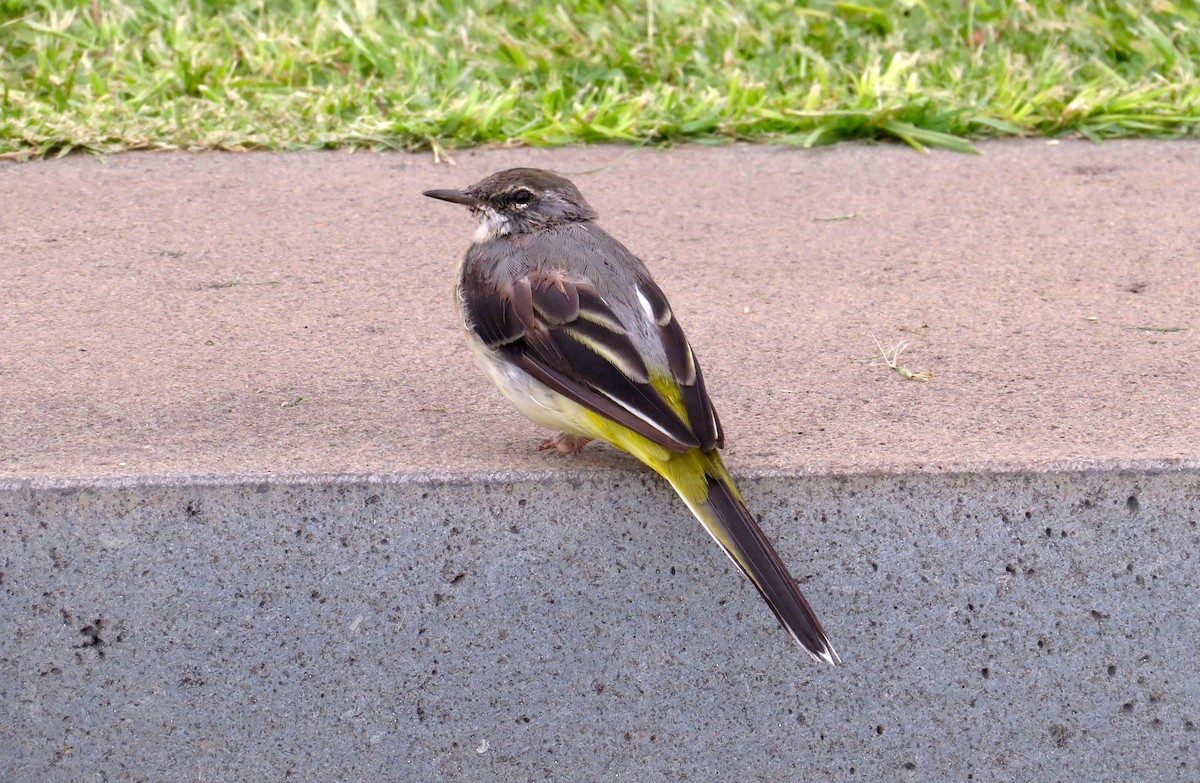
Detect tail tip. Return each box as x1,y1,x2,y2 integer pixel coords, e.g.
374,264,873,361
802,638,841,667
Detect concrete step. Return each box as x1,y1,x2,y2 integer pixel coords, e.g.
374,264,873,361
2,142,1198,781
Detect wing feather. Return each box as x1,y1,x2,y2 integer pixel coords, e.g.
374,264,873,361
633,281,725,450
463,267,716,453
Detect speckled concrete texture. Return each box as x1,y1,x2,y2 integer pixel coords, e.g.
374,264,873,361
2,471,1198,782
2,142,1199,781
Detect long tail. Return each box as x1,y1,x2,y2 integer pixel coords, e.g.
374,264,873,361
656,450,839,665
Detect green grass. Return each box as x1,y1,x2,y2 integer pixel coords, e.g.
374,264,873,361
2,0,1199,157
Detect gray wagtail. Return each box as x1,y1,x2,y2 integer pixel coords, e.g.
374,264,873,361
425,168,837,663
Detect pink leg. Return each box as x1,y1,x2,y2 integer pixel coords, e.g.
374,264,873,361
538,432,593,455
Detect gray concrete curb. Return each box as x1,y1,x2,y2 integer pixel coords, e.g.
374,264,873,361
3,464,1198,782
3,142,1198,780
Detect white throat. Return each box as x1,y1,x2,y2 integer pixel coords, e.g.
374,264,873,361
473,206,512,243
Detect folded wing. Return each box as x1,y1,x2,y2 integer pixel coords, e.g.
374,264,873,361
462,268,723,453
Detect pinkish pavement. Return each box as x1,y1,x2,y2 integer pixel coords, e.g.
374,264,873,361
1,140,1197,482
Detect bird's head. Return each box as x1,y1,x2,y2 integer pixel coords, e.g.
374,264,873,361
423,168,598,240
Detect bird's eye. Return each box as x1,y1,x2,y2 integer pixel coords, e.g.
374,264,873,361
512,189,533,205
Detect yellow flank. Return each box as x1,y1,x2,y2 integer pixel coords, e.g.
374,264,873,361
576,371,746,509
570,376,751,574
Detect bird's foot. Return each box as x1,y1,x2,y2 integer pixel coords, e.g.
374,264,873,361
538,433,593,455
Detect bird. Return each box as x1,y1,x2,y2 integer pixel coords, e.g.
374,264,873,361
424,168,837,664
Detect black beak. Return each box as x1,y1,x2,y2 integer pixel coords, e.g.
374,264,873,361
422,188,482,207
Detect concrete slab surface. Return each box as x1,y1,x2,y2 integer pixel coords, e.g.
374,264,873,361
2,142,1199,782
3,471,1198,783
1,141,1198,481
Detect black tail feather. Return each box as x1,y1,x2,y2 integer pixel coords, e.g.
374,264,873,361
703,475,837,663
